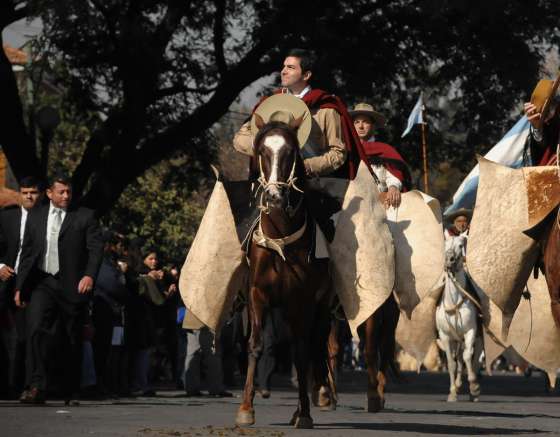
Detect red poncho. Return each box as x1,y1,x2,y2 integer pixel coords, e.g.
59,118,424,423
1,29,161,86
361,141,412,192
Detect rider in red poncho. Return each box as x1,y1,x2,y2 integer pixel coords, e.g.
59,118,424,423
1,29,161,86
349,102,412,208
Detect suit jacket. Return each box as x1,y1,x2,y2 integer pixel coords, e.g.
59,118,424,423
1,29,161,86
15,204,103,304
0,206,22,309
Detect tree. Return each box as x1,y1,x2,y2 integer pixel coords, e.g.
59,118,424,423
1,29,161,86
103,155,211,265
2,0,560,214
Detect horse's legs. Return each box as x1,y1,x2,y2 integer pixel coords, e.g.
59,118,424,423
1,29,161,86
455,350,463,391
363,312,383,412
236,290,264,426
290,322,313,428
440,333,458,402
327,319,339,380
463,328,480,401
312,305,337,411
325,318,340,408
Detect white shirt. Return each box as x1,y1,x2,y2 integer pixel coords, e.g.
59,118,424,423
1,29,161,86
283,85,311,99
372,165,402,192
14,207,28,273
42,202,67,272
0,206,28,274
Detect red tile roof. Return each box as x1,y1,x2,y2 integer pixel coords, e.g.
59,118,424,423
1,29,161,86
3,44,28,65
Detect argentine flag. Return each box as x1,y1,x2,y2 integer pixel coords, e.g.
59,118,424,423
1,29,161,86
444,116,530,215
402,93,424,138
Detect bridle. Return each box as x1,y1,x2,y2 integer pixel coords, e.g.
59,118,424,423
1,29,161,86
256,142,304,217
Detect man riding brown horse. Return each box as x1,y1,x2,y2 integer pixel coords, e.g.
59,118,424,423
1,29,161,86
234,48,364,179
524,77,560,329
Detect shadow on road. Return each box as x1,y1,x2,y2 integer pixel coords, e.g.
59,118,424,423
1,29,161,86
305,422,547,435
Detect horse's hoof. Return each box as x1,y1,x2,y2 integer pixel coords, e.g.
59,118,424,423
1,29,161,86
469,382,481,397
235,408,255,426
317,387,332,408
289,411,298,426
320,401,336,411
366,397,384,412
469,395,479,402
294,416,314,429
447,394,457,402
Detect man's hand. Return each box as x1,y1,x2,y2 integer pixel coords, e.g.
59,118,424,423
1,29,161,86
524,102,542,129
165,283,178,297
0,265,15,281
148,270,164,281
387,186,402,208
14,290,25,308
78,276,94,294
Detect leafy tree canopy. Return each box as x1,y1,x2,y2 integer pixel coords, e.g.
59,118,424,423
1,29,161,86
1,0,560,215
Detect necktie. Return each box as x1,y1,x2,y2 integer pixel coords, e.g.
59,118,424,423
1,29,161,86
46,209,62,275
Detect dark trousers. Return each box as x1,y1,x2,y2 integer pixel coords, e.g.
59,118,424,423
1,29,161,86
92,297,128,395
0,312,9,397
26,275,85,396
11,307,29,391
92,297,113,391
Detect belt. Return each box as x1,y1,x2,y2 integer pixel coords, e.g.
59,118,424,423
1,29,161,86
39,270,60,280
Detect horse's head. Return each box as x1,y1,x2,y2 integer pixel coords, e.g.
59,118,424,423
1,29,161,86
445,234,467,273
253,112,305,211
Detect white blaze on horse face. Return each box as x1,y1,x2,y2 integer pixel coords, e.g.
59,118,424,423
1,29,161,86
263,134,287,197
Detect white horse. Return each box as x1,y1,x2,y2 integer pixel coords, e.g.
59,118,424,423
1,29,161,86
436,234,481,402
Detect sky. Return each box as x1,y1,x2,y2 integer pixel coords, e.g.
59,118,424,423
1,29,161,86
3,18,41,47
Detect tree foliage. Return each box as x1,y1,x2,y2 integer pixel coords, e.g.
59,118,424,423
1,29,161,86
1,0,560,215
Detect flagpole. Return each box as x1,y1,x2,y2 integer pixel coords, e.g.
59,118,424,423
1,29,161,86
420,107,429,194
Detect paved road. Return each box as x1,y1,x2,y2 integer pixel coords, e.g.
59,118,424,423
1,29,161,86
2,371,560,436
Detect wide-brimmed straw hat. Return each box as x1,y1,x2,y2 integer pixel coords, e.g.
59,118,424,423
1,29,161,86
349,102,386,128
251,94,312,148
530,76,560,129
444,208,472,223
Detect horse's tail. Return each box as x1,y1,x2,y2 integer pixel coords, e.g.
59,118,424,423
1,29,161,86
379,293,403,382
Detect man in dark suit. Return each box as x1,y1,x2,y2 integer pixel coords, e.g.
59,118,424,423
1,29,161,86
15,173,103,404
0,176,43,399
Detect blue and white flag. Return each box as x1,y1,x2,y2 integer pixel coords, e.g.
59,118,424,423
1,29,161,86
401,93,424,138
444,116,530,216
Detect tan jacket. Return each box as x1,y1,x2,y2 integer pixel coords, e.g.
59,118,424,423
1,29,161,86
233,107,347,177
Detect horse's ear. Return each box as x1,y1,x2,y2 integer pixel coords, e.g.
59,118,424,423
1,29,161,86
254,113,265,130
289,114,305,130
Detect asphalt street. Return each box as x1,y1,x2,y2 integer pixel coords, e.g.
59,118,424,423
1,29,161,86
2,371,560,437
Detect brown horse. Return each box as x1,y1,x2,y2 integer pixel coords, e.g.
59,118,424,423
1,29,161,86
542,211,560,328
235,115,334,429
327,295,400,412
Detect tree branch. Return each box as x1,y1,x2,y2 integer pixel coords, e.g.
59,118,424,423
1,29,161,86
156,84,218,98
0,2,28,29
213,0,227,75
79,0,302,213
89,0,120,49
154,0,189,51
